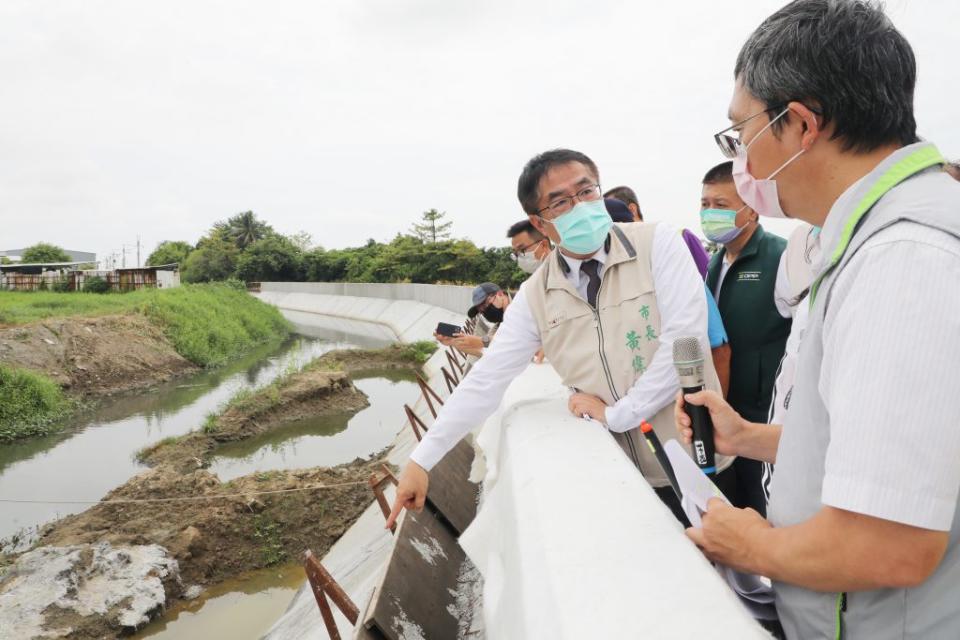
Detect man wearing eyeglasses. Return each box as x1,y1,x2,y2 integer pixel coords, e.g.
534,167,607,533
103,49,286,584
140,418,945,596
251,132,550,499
506,219,551,275
388,148,735,528
673,1,960,638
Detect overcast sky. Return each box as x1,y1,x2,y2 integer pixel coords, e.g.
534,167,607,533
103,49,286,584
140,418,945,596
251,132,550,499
2,0,957,265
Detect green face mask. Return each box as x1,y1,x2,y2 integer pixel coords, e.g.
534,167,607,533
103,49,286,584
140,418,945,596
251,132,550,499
700,206,747,244
549,200,612,254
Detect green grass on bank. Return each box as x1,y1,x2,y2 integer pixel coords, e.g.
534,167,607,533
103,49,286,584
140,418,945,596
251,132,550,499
0,289,143,325
137,284,291,367
0,282,291,367
398,341,438,364
0,364,73,442
0,283,291,442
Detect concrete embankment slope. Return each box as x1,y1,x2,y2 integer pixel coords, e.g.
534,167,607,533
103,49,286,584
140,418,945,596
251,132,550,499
257,282,767,639
255,282,471,345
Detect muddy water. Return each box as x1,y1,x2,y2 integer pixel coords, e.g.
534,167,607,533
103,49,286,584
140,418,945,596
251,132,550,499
131,563,305,640
208,369,418,481
0,325,392,548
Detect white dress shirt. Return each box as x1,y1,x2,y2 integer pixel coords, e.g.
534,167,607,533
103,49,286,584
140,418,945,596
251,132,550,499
410,224,708,471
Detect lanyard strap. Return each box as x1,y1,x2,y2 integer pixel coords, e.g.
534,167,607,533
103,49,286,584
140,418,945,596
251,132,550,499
809,145,946,303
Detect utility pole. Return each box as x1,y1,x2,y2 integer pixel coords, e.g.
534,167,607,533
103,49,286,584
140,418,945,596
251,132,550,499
121,245,127,269
136,235,141,268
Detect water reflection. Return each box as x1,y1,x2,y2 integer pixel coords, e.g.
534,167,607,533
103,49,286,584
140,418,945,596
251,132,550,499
0,335,368,546
208,371,418,481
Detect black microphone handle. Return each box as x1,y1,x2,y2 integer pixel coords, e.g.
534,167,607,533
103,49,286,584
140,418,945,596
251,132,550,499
682,385,716,475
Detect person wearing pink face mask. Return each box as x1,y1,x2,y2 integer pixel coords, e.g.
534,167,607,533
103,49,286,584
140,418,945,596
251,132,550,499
674,1,960,638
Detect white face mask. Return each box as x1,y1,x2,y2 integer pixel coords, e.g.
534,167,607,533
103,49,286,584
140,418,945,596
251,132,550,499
516,251,541,274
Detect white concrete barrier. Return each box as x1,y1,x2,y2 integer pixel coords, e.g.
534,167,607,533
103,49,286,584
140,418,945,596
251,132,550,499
259,284,769,639
256,288,467,345
259,281,474,316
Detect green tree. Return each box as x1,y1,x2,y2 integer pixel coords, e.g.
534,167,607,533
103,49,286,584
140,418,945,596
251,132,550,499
224,211,273,250
21,243,71,263
182,238,239,282
303,248,351,282
0,257,12,265
409,209,452,243
146,240,193,267
235,235,304,282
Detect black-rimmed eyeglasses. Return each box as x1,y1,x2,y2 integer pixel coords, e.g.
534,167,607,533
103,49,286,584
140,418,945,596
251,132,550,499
536,184,602,218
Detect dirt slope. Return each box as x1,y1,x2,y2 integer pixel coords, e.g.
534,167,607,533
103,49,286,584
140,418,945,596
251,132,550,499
0,315,196,395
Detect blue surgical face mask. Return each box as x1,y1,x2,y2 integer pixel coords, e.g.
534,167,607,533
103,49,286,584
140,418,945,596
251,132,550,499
547,199,612,255
700,206,748,244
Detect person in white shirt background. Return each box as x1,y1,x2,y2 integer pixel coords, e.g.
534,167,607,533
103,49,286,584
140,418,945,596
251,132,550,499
761,222,821,501
387,148,732,528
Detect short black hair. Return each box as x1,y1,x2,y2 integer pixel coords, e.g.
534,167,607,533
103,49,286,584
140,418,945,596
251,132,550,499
517,149,599,216
735,0,918,153
506,219,544,240
702,161,733,184
603,186,642,220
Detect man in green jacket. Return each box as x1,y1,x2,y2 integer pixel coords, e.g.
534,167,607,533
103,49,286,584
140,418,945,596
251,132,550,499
701,161,790,517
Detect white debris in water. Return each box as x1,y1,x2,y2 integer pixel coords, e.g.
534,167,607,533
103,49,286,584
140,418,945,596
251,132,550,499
0,542,179,638
391,599,427,640
408,534,447,566
183,584,204,600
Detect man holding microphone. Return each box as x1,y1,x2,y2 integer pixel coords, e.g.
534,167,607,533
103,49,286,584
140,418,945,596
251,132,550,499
677,1,960,637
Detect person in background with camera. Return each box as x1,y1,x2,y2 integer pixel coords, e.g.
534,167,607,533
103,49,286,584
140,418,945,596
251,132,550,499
434,282,510,360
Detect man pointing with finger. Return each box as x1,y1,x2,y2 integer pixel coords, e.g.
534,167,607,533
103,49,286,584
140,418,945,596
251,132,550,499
388,148,735,528
676,1,960,637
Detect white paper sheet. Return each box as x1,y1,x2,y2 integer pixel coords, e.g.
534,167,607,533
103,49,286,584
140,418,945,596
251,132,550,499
665,440,778,621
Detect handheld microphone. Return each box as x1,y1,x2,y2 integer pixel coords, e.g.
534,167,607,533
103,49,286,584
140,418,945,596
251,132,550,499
672,337,716,476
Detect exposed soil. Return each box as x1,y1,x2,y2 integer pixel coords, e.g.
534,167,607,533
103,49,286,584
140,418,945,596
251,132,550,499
139,369,370,472
0,315,197,396
26,459,385,639
36,461,384,589
0,345,421,639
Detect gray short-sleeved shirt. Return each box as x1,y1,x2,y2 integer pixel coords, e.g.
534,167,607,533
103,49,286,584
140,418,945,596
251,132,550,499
768,143,960,638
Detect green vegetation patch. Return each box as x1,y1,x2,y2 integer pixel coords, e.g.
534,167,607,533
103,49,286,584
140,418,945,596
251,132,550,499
137,283,291,367
0,290,142,325
398,340,439,364
0,283,291,367
0,364,72,442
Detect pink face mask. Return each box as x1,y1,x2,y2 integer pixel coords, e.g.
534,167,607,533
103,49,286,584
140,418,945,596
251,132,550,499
732,108,805,219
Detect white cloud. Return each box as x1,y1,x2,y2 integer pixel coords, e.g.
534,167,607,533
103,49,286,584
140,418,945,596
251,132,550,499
0,0,957,261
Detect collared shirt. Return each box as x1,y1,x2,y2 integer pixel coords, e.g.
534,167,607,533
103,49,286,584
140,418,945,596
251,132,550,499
559,244,608,299
410,224,706,471
767,141,960,640
707,225,791,423
812,171,960,531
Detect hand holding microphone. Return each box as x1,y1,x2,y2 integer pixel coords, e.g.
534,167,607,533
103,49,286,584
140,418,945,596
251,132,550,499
672,337,717,475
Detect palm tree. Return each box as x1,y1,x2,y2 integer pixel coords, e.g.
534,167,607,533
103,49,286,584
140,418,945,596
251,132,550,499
225,211,272,250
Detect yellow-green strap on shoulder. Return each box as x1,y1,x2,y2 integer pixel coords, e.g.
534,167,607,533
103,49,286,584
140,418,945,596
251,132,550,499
834,592,846,639
809,145,946,304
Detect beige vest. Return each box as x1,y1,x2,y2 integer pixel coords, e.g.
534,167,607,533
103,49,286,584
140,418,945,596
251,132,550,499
525,222,733,487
